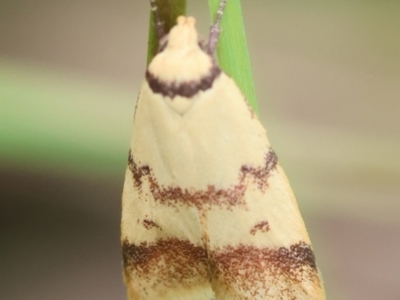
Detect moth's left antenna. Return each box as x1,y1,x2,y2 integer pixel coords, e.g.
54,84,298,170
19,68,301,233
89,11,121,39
150,0,165,43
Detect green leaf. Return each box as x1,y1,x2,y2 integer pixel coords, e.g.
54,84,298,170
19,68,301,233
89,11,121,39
208,0,259,114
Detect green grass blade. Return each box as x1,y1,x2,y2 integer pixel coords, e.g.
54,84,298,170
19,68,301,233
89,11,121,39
208,0,259,114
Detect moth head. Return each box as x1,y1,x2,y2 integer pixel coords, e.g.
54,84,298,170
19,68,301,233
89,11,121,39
160,16,200,53
147,15,216,113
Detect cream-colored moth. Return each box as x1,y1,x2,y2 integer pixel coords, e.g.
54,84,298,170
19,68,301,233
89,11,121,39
121,1,325,299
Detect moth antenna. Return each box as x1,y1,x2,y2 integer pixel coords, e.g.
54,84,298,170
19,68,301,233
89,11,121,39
149,0,165,43
207,0,228,54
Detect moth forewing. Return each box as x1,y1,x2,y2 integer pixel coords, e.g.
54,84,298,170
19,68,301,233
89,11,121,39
122,3,325,300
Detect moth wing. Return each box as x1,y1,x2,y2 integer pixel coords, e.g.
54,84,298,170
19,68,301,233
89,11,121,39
123,73,324,299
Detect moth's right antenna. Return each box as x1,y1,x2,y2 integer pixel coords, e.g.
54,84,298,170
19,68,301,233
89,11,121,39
207,0,228,54
150,0,165,42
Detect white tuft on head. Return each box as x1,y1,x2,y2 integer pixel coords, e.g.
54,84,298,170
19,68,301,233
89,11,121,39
148,16,213,84
167,16,198,50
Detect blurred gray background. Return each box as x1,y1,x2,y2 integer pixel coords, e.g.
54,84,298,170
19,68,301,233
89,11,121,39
1,0,399,299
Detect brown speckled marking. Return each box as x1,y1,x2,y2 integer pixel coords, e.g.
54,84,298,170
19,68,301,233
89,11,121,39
146,63,221,99
210,242,319,299
149,178,247,210
241,148,278,191
143,219,162,231
128,150,150,187
122,238,208,288
127,147,278,209
250,221,270,235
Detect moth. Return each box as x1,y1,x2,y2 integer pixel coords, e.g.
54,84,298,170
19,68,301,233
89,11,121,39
121,1,326,299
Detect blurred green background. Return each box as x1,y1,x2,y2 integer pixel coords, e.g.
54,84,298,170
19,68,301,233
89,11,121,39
1,0,399,299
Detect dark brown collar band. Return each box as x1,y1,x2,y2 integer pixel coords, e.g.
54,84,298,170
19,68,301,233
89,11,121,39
146,64,222,99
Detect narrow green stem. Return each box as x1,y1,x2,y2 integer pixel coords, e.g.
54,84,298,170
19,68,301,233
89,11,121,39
147,0,187,65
